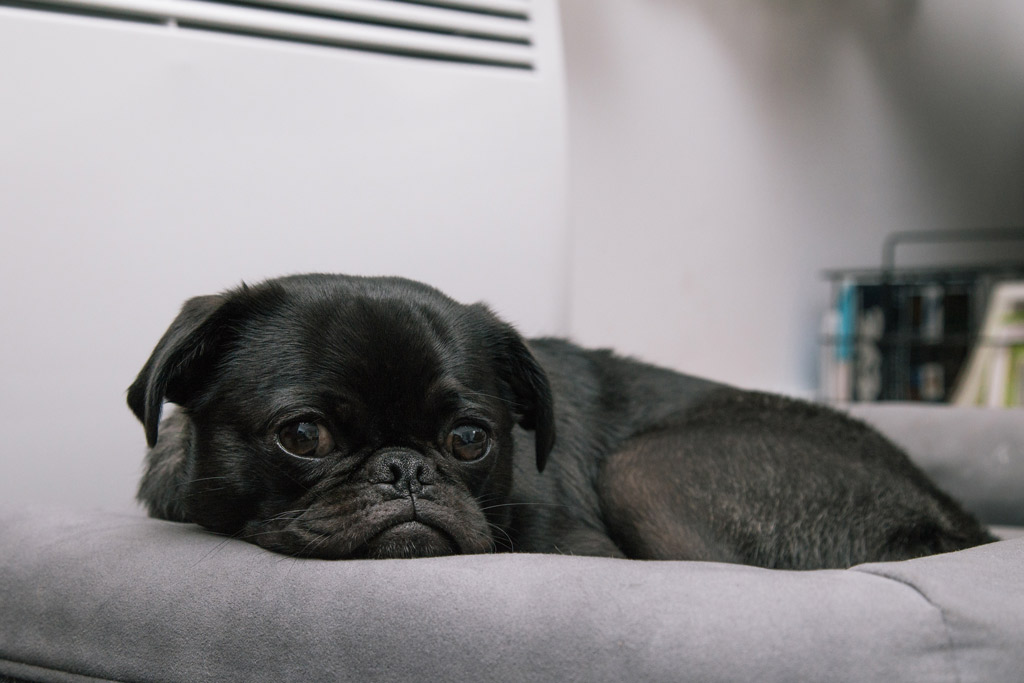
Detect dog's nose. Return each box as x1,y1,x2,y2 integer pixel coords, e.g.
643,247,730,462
367,450,436,496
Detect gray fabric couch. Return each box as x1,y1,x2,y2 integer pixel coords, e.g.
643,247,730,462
2,403,1023,683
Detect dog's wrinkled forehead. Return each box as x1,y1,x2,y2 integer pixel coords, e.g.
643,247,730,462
212,285,494,431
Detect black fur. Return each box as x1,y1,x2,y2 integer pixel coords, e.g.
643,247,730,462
128,274,994,567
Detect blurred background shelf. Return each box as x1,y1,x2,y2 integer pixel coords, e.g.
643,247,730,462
821,228,1024,405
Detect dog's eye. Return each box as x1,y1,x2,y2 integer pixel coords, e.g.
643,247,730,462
447,425,491,461
277,421,335,458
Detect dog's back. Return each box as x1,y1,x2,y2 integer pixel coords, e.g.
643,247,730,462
514,339,995,568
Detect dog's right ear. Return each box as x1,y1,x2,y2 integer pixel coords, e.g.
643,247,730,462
127,294,229,448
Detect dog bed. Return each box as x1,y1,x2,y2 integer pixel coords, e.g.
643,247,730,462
1,403,1022,683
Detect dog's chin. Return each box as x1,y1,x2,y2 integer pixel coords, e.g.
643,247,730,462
358,521,458,559
245,497,497,560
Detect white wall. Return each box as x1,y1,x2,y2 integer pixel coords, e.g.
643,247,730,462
0,1,567,512
561,0,1024,395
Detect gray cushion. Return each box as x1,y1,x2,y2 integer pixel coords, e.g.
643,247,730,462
3,403,1024,682
1,505,1023,683
844,403,1024,526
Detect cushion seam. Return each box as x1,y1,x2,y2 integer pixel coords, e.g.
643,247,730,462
0,655,129,683
851,567,962,683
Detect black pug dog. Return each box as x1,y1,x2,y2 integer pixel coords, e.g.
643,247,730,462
128,273,994,568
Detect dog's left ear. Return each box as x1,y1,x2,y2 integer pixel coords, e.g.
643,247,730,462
482,314,555,472
126,293,230,448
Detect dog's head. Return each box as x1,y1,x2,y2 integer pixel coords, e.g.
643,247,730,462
127,274,554,559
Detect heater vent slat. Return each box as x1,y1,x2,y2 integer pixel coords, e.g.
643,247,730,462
392,0,528,19
5,0,534,69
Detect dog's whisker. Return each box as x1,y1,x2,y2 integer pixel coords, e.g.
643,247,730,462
485,523,515,552
259,509,313,523
187,527,251,568
480,501,576,510
239,528,297,540
191,486,231,494
458,388,518,407
294,531,334,559
471,494,503,508
170,475,229,491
